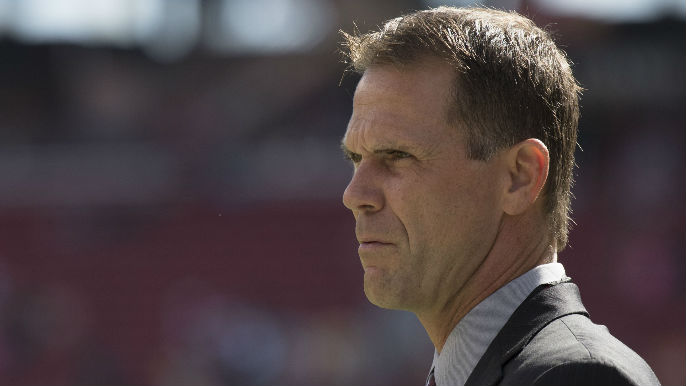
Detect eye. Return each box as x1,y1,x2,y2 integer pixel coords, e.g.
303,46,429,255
385,150,412,161
343,150,362,164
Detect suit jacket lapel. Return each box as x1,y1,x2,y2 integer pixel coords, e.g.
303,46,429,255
464,281,589,386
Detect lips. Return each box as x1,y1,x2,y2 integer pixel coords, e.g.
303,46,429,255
357,238,396,275
355,223,396,251
358,240,395,255
359,241,392,246
358,238,394,248
357,235,394,244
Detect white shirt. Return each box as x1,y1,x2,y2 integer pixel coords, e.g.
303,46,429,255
430,262,568,386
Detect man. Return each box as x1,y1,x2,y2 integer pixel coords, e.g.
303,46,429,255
340,7,660,386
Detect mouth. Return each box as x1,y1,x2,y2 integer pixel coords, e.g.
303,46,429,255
358,241,394,254
358,241,395,275
359,240,392,247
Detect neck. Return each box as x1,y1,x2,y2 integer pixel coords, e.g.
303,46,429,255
417,214,555,353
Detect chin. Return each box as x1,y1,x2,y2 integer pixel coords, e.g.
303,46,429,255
365,292,397,309
363,279,406,310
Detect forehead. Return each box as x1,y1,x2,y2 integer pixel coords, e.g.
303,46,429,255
344,59,457,148
354,59,454,112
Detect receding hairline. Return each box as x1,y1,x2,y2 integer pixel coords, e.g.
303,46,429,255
354,56,468,125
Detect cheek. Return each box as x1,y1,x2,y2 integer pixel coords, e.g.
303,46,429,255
407,172,498,249
388,176,464,248
384,164,501,252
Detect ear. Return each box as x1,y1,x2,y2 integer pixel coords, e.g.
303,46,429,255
502,138,549,216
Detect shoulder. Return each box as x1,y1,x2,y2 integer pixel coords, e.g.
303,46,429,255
501,314,661,386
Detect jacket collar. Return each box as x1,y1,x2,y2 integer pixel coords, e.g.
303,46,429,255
464,280,589,386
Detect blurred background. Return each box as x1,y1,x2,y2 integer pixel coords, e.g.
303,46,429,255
0,0,683,385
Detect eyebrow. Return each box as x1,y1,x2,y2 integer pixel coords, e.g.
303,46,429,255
340,140,417,160
340,141,353,156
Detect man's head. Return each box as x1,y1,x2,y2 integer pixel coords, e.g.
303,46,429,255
340,7,580,313
342,57,522,311
342,7,581,250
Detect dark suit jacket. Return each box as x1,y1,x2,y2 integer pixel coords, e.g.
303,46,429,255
464,281,661,386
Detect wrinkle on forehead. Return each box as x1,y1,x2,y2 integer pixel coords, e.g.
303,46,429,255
344,120,455,167
342,58,463,160
344,116,429,152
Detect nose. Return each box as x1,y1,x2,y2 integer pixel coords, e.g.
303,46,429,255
342,161,384,214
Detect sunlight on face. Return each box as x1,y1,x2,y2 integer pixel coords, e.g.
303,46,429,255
342,60,505,313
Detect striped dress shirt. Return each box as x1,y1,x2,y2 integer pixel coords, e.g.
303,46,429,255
429,262,568,386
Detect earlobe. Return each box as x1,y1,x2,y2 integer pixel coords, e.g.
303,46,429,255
503,139,549,215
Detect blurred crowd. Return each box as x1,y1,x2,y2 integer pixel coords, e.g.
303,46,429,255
0,0,683,385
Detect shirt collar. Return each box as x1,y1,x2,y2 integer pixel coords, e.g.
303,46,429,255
431,262,567,386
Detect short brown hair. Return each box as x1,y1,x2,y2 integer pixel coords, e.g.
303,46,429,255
341,7,582,250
